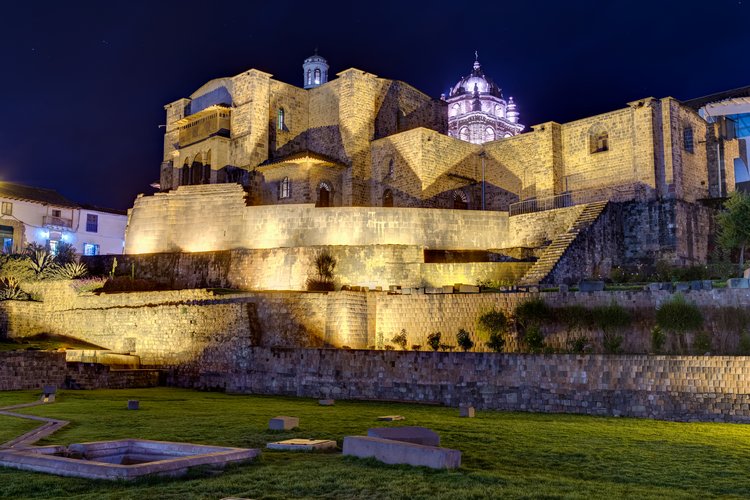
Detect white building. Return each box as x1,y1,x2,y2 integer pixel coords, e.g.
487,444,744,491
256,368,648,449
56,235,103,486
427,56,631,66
445,55,524,144
0,182,126,256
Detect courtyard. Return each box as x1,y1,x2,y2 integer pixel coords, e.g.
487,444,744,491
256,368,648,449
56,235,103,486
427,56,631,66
1,388,749,499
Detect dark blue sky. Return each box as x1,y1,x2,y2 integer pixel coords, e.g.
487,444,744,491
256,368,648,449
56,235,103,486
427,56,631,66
4,0,749,209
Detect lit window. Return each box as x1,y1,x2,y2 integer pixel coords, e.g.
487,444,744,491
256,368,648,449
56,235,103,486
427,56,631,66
683,126,694,153
485,127,496,142
83,243,100,256
387,159,394,178
277,108,285,131
1,202,12,215
49,240,59,256
86,214,98,233
314,68,321,85
279,177,290,199
307,69,312,85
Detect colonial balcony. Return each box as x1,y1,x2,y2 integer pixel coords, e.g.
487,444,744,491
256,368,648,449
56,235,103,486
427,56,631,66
175,105,231,148
43,215,73,229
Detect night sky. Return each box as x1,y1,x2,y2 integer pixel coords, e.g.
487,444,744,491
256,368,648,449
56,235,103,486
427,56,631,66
5,1,749,209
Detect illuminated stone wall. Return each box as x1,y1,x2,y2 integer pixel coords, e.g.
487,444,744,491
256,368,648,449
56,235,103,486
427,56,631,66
125,184,511,254
222,348,750,422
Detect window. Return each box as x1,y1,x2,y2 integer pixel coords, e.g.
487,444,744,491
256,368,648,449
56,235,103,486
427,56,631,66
459,127,470,142
386,159,394,178
49,239,59,256
279,177,290,199
317,182,332,207
485,127,496,142
453,191,469,210
589,127,609,153
683,126,694,153
52,209,61,217
1,202,12,216
307,69,312,85
0,225,13,254
86,214,98,233
277,108,285,131
314,68,321,85
83,243,100,256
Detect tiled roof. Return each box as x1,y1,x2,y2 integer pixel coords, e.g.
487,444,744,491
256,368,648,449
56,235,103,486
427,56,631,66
0,182,79,208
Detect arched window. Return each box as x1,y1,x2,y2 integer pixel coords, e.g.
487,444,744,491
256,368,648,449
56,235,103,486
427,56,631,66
181,160,190,186
277,108,285,131
279,177,290,199
307,69,312,86
459,127,470,142
494,104,503,118
451,103,461,117
314,68,321,85
386,158,394,178
683,126,694,153
485,127,496,142
383,189,393,207
317,182,332,207
453,190,469,210
589,126,609,154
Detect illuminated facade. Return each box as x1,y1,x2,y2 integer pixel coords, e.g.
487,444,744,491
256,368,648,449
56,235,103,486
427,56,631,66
445,56,524,144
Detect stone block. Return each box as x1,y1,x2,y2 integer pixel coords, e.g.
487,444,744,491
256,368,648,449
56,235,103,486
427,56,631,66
367,426,440,447
459,406,475,418
689,281,703,291
269,416,299,430
702,280,713,290
646,283,660,292
675,282,690,292
458,285,479,293
578,281,604,292
442,285,455,293
727,278,750,289
342,436,461,469
266,439,337,451
319,399,335,406
377,415,404,421
127,400,139,410
660,282,674,291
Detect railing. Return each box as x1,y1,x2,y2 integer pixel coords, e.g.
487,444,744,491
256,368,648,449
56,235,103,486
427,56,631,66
508,184,644,216
43,215,73,228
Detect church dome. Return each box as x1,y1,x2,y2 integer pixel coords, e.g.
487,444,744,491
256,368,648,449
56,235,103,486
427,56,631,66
303,50,329,89
449,58,502,98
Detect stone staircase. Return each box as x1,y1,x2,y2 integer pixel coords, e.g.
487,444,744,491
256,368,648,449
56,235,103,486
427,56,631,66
518,201,609,286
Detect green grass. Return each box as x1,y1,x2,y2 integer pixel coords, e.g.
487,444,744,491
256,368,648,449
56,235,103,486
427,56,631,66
0,333,103,352
1,388,750,499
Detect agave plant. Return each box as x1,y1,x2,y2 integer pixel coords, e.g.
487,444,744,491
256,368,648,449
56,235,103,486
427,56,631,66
50,262,89,280
28,249,56,277
0,276,25,300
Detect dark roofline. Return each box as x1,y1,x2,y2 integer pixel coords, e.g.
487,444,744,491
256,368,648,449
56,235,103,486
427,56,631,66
682,85,750,110
0,181,80,208
79,204,127,216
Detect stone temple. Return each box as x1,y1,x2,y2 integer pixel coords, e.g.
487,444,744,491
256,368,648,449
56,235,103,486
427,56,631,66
123,53,745,289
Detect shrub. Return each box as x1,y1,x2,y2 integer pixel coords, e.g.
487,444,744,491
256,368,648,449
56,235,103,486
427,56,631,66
651,326,666,354
566,335,590,354
411,344,421,351
71,277,106,294
307,250,337,291
100,277,170,293
556,305,592,328
656,294,703,333
383,344,395,351
485,332,505,352
0,255,35,282
514,298,552,326
603,332,623,354
591,302,631,331
391,329,408,350
427,332,442,351
456,329,474,352
692,331,711,354
53,242,77,266
478,309,507,335
439,344,454,352
0,276,25,300
524,325,545,353
26,245,56,278
50,262,88,280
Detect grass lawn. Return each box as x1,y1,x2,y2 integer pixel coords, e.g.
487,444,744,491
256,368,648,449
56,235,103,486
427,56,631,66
1,388,749,499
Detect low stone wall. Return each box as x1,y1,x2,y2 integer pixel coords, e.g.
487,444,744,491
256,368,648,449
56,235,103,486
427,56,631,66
219,347,750,422
0,351,67,391
0,351,159,391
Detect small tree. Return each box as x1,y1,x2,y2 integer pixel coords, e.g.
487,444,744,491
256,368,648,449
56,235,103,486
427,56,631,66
456,329,474,352
717,190,750,276
478,309,507,353
391,329,408,350
307,250,337,291
427,331,442,351
54,242,77,265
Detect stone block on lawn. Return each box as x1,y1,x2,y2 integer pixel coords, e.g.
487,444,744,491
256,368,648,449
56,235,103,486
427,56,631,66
127,400,139,410
459,406,475,418
675,282,690,292
728,278,750,289
266,439,337,451
377,415,404,421
319,399,335,406
578,280,605,292
442,285,455,293
367,426,440,447
269,416,299,430
458,285,479,293
343,436,461,469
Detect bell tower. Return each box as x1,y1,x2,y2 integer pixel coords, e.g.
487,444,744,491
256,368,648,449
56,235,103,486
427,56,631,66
303,50,329,89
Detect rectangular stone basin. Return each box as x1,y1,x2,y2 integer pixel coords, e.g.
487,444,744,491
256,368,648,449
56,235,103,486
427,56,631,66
0,439,259,480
